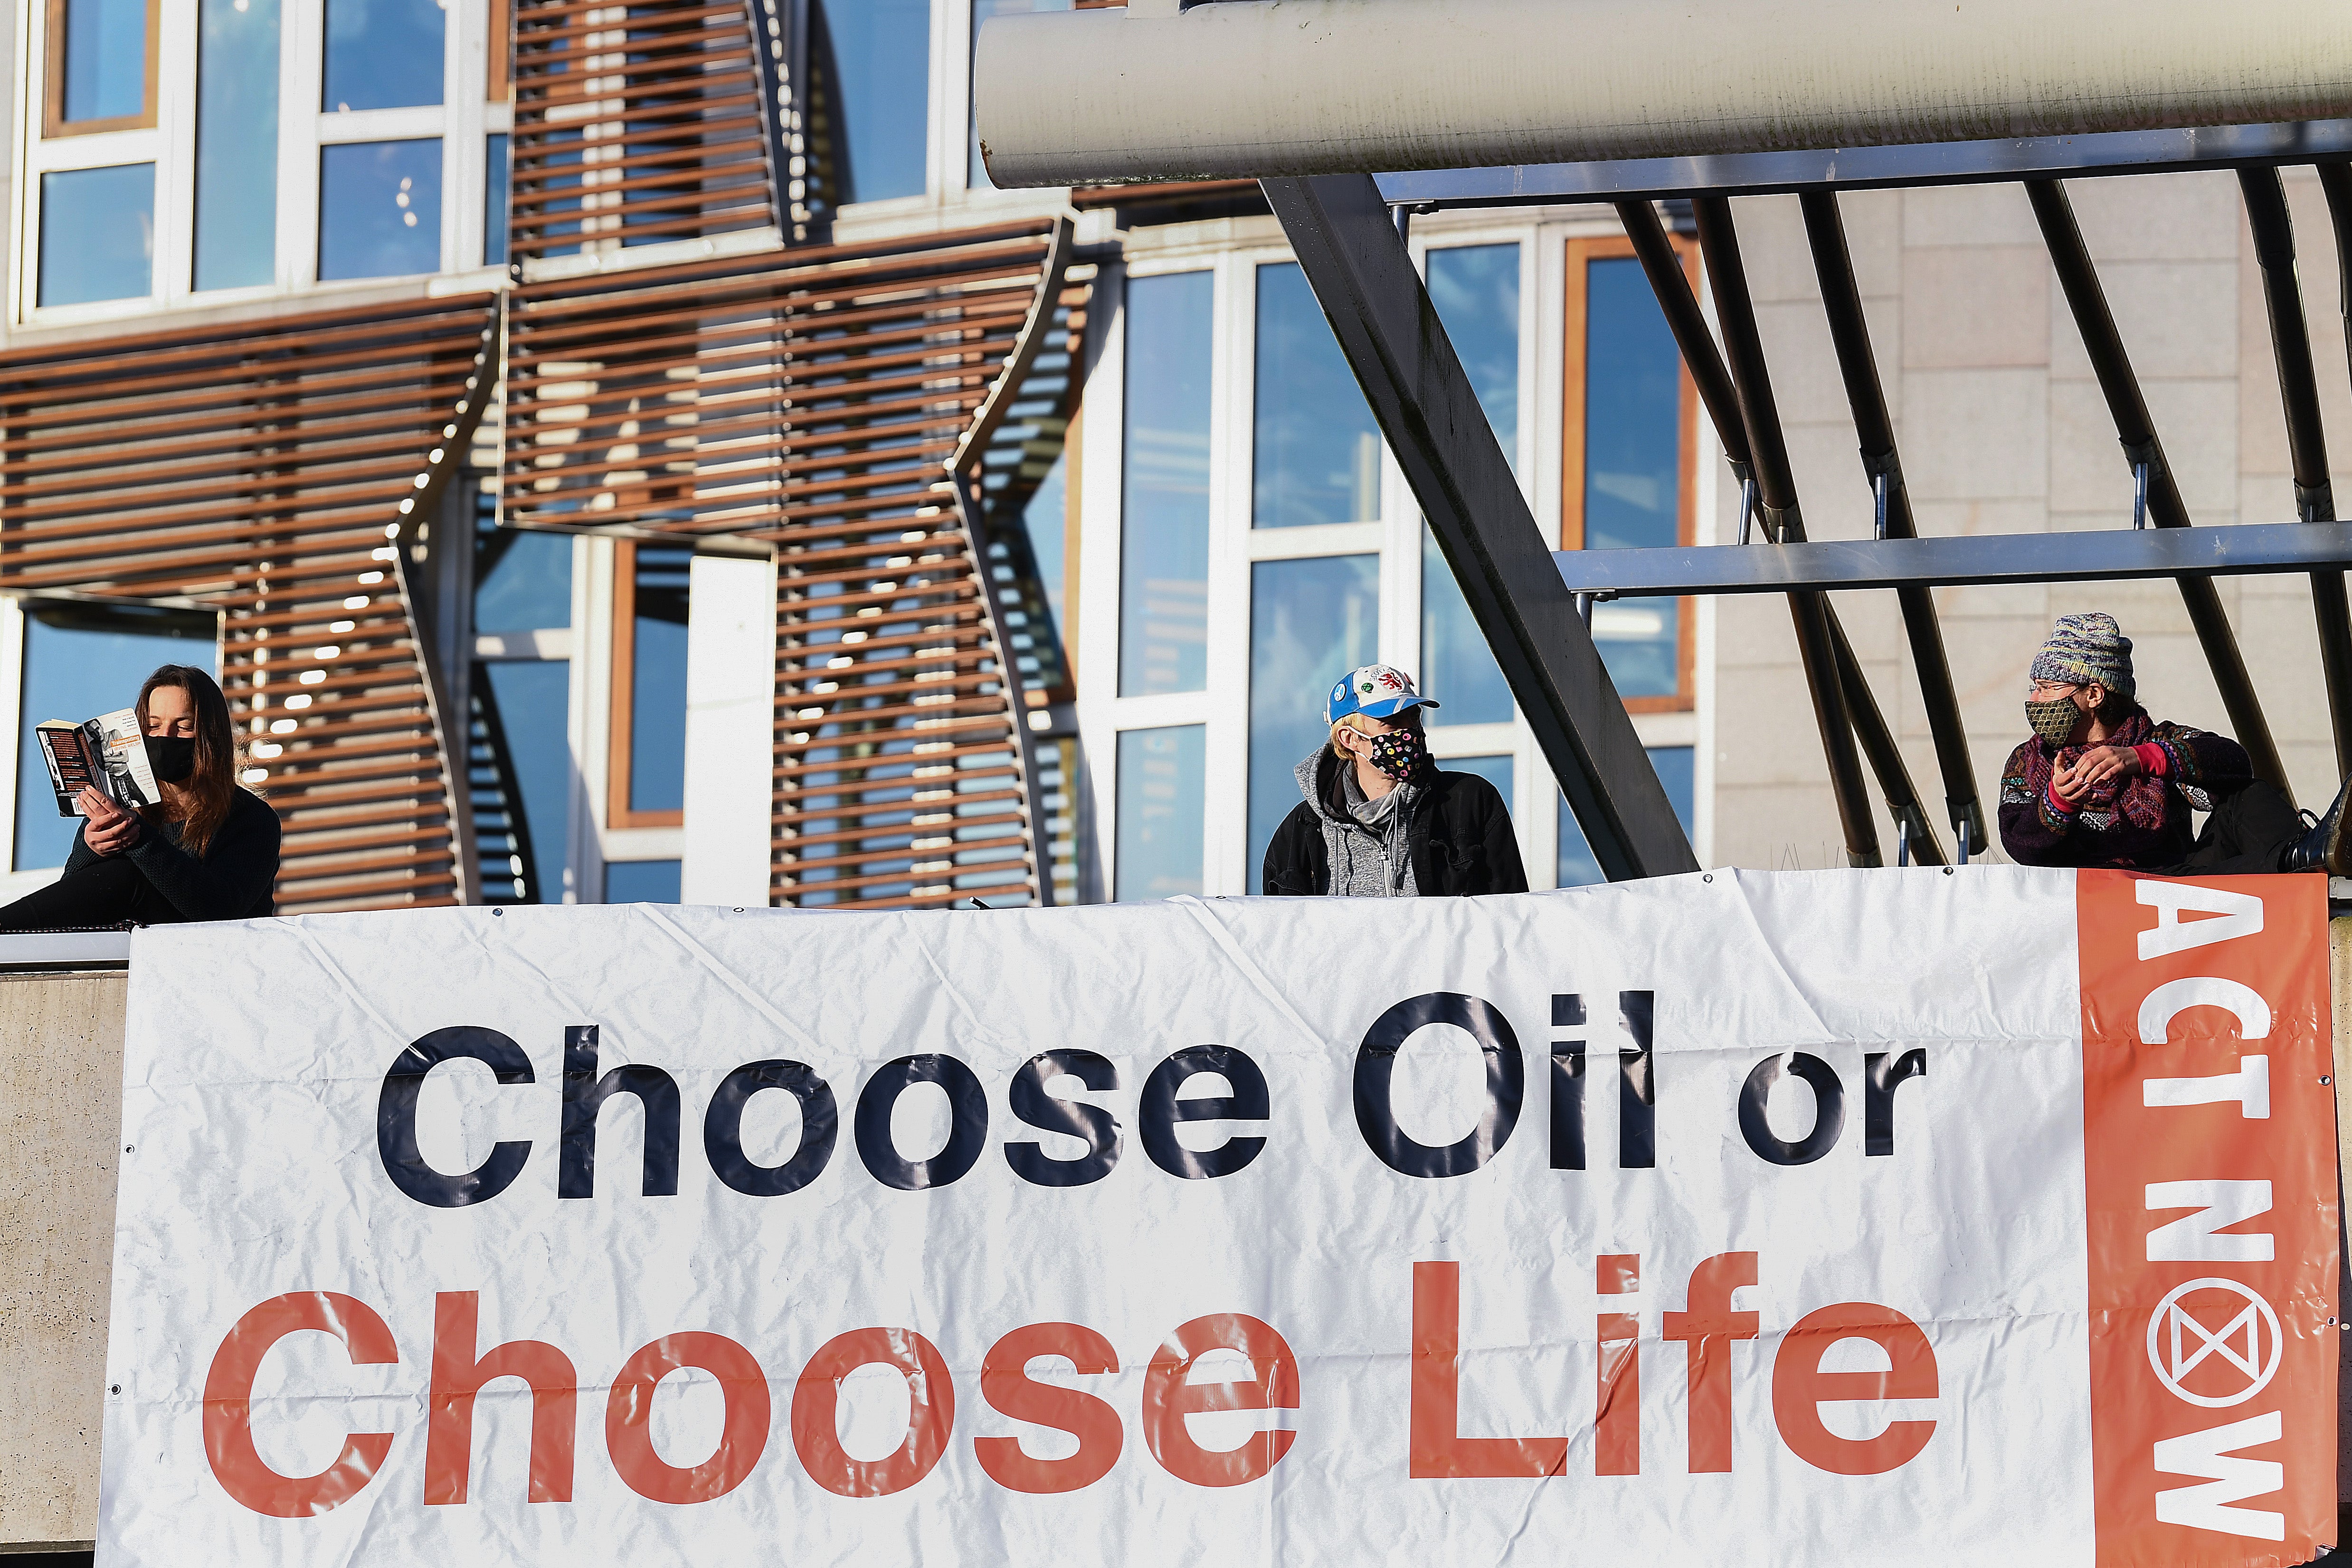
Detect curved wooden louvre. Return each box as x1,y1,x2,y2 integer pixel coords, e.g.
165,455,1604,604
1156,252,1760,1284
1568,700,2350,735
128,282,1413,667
509,0,774,265
0,295,495,915
503,220,1059,908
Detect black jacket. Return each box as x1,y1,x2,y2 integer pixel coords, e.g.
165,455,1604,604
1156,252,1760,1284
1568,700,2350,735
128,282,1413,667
64,787,280,920
1262,751,1528,897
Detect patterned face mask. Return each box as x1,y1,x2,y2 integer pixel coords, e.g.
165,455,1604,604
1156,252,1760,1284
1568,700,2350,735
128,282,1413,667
1363,727,1432,784
2026,695,2082,746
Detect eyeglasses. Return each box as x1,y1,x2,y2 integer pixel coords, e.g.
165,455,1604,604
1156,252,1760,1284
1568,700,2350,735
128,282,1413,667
2028,681,2080,699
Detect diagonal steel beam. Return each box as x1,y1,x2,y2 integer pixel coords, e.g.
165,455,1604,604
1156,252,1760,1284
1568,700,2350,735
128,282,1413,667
2288,161,2352,777
1692,197,1884,867
1261,173,1697,880
1799,191,1984,860
2027,179,2289,795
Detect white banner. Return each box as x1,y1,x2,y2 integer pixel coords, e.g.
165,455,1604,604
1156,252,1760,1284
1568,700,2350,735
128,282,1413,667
95,869,2339,1566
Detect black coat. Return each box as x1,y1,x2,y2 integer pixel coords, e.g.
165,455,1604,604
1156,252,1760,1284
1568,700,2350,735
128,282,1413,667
1262,752,1529,897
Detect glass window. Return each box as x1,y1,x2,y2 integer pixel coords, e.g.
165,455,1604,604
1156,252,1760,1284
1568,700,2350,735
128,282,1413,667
1246,555,1378,893
55,0,151,127
606,859,682,904
1582,254,1685,699
484,133,510,268
968,0,1070,191
16,601,217,872
194,0,280,293
474,525,571,635
323,0,445,112
1447,753,1513,815
1419,244,1521,726
1558,745,1692,888
616,543,691,819
478,660,570,902
809,0,929,206
1253,262,1380,529
1120,271,1213,697
1115,725,1203,901
318,139,442,282
39,165,153,307
1025,446,1070,640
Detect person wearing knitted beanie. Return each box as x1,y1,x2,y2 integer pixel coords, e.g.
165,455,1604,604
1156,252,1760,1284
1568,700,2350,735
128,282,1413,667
1999,612,2352,875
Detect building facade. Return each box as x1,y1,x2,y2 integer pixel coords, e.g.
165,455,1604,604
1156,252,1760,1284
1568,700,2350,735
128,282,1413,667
1,0,2347,915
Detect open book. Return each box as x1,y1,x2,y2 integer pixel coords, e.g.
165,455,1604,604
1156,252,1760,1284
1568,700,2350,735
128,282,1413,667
35,708,160,816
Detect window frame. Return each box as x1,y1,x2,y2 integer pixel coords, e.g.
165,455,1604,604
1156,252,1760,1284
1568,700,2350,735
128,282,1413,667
606,539,686,832
16,0,511,326
1560,232,1700,713
42,0,161,137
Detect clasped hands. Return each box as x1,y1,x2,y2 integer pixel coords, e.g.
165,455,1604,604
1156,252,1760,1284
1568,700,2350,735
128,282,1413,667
77,786,142,855
2050,744,2144,806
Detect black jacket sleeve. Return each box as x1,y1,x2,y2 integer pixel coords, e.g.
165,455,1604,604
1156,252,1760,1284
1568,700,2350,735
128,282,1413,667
123,791,281,920
1261,802,1328,896
1479,786,1529,894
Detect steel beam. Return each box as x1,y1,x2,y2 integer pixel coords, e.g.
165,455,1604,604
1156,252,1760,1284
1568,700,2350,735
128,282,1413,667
1552,519,2352,596
2241,168,2352,777
976,0,2352,188
1260,172,1697,880
2027,179,2288,794
1800,191,1983,860
1693,197,1882,867
1377,122,2352,212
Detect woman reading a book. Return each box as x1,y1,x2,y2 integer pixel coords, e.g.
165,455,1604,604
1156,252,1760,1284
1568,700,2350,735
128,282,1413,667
0,666,280,930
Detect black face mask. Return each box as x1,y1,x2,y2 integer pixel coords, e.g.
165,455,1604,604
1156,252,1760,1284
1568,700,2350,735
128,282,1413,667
148,735,197,785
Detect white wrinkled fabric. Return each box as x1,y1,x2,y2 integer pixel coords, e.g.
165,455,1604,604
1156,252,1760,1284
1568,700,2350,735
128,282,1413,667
97,869,2092,1567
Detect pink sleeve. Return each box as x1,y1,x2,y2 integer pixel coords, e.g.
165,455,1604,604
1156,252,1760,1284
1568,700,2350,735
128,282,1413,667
2046,779,2077,817
2133,742,2169,778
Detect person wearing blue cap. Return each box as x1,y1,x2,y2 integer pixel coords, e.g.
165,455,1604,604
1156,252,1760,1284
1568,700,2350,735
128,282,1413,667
1261,663,1527,897
1999,612,2352,874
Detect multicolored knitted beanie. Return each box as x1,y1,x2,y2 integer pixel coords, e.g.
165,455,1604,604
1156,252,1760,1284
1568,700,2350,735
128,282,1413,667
2030,612,2134,698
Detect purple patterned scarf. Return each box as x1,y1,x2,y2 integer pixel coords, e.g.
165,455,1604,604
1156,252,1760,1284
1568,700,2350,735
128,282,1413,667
2011,708,2171,830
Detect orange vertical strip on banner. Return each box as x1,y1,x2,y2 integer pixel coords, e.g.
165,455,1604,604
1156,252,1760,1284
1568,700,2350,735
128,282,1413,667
2078,869,2339,1566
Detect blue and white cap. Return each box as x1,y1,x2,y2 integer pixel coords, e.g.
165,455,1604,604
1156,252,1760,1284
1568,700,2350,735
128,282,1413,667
1324,664,1440,726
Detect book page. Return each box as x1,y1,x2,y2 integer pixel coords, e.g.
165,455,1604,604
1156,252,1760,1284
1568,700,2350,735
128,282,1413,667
89,708,159,809
36,720,95,815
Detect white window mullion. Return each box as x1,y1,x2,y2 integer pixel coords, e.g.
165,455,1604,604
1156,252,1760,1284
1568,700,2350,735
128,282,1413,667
280,0,324,288
1199,248,1253,897
445,0,485,273
152,0,200,305
1073,265,1129,900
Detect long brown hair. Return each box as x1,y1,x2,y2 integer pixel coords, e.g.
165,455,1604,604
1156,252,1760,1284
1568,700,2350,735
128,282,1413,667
135,665,239,855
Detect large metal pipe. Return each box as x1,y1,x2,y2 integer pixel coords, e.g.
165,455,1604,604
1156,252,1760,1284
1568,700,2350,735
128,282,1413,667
1692,198,1882,867
1798,191,1984,858
2239,168,2352,777
2026,179,2289,795
975,0,2352,189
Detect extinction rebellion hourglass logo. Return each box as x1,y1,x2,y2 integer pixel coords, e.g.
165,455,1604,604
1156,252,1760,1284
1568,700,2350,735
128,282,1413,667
2145,1278,2283,1409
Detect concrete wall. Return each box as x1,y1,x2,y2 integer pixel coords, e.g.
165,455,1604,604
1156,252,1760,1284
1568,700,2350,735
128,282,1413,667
1708,171,2352,870
0,972,124,1552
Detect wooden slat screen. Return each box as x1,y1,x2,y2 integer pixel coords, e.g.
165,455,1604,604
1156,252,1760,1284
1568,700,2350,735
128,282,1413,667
503,220,1058,908
0,295,495,915
509,0,774,264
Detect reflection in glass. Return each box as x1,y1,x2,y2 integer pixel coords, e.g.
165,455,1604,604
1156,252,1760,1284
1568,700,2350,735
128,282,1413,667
1116,726,1203,901
474,519,572,634
1418,244,1521,725
484,133,510,267
1447,753,1513,815
629,545,692,814
1584,256,1684,697
195,0,280,293
967,0,1070,190
606,859,681,904
1246,555,1378,893
480,659,571,900
39,165,153,307
809,0,929,206
1559,745,1692,888
323,0,444,111
1120,271,1212,696
1024,445,1070,639
318,140,441,281
60,0,147,123
16,602,216,871
1253,263,1379,529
